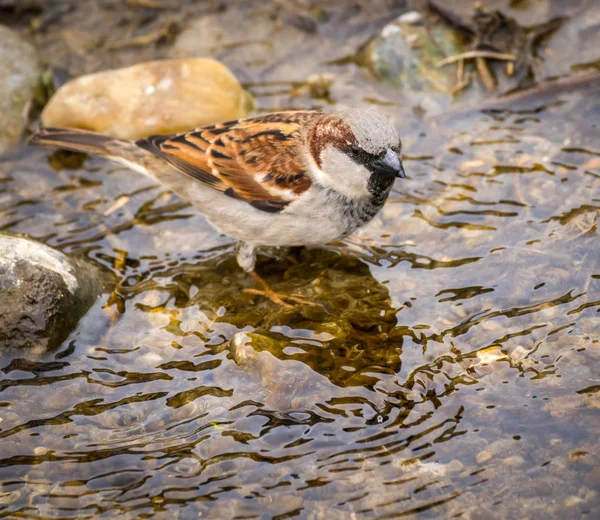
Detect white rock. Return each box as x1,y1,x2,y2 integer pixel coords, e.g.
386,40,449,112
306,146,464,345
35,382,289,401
0,234,100,350
0,234,79,293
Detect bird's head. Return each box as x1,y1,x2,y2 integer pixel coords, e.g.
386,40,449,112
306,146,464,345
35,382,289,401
305,108,406,200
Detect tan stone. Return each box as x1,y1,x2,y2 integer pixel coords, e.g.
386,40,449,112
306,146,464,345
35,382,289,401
476,450,493,464
502,456,526,466
33,446,49,456
42,58,253,139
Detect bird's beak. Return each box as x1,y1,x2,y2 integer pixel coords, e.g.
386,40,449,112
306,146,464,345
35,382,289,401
376,149,406,179
395,156,407,179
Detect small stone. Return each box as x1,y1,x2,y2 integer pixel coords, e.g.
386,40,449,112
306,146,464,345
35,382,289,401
229,332,260,366
476,450,493,464
461,160,486,171
503,456,525,466
33,447,48,456
141,352,163,365
0,25,43,154
564,496,585,508
569,450,591,463
476,347,506,365
42,58,254,139
510,345,530,361
446,460,464,473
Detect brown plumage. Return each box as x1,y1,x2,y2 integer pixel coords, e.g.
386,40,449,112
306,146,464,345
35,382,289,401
31,111,327,213
136,111,317,212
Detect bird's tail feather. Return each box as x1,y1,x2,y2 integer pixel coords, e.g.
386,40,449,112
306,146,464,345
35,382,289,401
28,127,126,156
28,127,159,179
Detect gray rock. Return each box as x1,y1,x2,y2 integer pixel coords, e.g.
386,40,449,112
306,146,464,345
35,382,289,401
0,24,42,155
358,11,486,113
0,235,101,351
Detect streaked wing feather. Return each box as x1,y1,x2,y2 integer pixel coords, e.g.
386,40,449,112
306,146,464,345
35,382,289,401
137,111,318,212
136,134,225,189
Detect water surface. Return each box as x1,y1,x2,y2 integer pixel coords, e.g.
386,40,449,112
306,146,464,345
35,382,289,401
1,1,599,518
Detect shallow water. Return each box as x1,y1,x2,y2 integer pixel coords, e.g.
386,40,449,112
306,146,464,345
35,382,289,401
1,1,600,518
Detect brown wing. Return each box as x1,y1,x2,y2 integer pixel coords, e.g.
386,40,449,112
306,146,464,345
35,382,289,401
136,111,320,213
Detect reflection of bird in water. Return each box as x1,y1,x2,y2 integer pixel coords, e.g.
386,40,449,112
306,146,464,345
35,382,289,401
139,247,403,389
30,109,406,307
240,249,404,389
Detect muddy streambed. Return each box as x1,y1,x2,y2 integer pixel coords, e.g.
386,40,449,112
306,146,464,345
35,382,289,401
0,1,599,518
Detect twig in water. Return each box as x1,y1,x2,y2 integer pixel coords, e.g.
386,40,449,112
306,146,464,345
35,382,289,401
451,77,471,95
437,51,517,67
457,59,465,82
476,57,496,91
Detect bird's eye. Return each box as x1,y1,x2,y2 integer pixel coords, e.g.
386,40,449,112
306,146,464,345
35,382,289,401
348,144,361,155
346,143,378,165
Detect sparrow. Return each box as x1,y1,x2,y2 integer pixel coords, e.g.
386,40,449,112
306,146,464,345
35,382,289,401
29,109,406,307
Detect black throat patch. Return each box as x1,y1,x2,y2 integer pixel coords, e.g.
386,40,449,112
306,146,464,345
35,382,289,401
367,172,396,204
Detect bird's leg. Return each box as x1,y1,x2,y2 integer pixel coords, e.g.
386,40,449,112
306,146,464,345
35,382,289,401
236,242,320,308
236,241,258,273
245,270,293,308
245,271,323,308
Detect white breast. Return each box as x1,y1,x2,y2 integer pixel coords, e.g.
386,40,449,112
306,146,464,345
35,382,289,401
202,187,347,247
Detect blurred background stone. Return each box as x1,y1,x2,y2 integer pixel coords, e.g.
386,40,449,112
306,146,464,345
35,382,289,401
41,58,254,139
357,10,486,113
0,24,42,154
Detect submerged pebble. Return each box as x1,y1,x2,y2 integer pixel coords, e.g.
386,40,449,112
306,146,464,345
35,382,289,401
476,347,507,365
476,450,494,464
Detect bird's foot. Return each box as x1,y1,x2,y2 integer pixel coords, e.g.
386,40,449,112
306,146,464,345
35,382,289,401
243,288,320,308
244,271,321,308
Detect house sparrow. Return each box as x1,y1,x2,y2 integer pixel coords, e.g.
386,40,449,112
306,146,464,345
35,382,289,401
29,109,406,306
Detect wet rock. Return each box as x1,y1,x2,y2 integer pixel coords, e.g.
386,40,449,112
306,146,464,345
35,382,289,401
0,234,101,351
229,332,268,368
41,58,254,139
476,449,494,464
360,2,566,111
0,25,43,154
358,11,486,112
